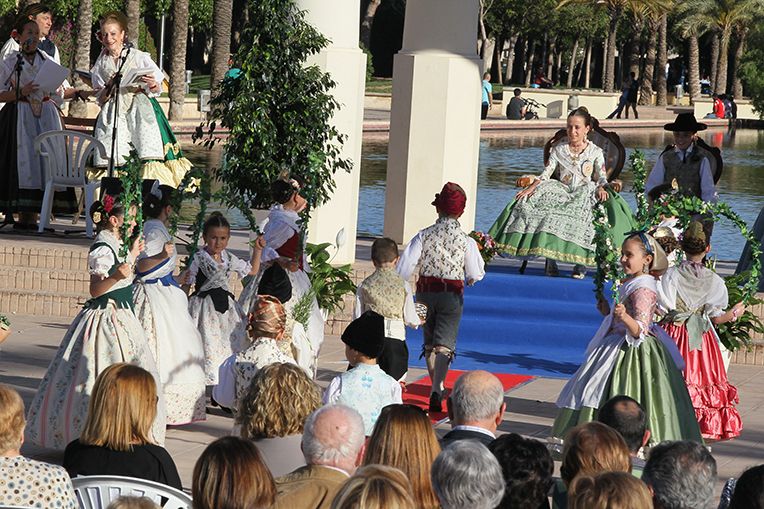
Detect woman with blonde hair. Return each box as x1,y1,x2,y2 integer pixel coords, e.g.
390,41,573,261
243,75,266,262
331,464,415,509
569,472,652,509
552,421,631,508
63,363,181,489
236,362,322,476
0,384,77,508
192,436,275,509
362,404,441,509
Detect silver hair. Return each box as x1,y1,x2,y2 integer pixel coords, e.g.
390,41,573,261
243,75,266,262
642,440,717,509
301,404,365,467
431,441,506,509
451,371,505,422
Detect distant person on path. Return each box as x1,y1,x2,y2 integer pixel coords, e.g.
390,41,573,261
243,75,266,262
607,73,632,119
706,93,725,119
625,72,639,119
481,72,493,120
506,88,527,120
397,182,486,413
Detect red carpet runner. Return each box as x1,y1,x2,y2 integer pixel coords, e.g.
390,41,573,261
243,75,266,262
403,370,534,423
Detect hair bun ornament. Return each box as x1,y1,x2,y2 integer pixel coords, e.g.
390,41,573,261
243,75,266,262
92,210,102,224
103,194,116,214
684,221,706,243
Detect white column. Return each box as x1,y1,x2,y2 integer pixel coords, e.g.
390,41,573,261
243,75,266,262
297,0,367,265
383,0,482,244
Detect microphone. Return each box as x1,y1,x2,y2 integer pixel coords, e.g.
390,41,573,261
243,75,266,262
123,42,134,50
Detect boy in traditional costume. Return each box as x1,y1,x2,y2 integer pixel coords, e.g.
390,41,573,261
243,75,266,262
397,183,486,412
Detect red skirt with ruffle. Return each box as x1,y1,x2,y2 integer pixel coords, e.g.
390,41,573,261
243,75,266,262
662,322,742,441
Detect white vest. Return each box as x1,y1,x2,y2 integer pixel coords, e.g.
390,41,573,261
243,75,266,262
419,217,468,280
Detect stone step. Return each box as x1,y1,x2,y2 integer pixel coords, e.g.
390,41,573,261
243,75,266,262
0,289,86,317
0,267,90,295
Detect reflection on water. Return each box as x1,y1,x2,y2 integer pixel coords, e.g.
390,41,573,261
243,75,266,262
183,128,764,261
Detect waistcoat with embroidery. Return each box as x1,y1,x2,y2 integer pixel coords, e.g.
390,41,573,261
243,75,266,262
662,147,703,199
360,268,406,319
419,217,468,280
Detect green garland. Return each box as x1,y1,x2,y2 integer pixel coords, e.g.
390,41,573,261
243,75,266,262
593,201,624,304
629,150,649,225
118,150,145,259
0,314,10,330
180,172,213,271
168,167,207,238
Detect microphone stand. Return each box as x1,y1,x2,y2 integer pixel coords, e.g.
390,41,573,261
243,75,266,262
1,52,25,228
107,44,131,179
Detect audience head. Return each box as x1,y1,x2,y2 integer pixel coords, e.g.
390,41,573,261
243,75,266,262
246,295,287,341
642,440,716,509
431,441,505,509
301,405,366,474
342,311,385,363
237,362,321,439
192,436,276,509
513,88,522,97
331,464,415,509
371,237,399,267
729,465,764,509
569,472,652,509
364,404,441,509
106,497,160,509
432,182,467,218
448,370,506,432
488,433,554,509
80,363,158,451
561,421,631,486
0,384,25,455
597,395,650,454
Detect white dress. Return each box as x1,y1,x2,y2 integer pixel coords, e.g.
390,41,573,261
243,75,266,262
187,248,250,384
133,219,207,424
25,230,166,449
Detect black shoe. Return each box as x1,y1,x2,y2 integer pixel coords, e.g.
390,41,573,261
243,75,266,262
209,394,232,415
545,259,560,277
429,392,443,413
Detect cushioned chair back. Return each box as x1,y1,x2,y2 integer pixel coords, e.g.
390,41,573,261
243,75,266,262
72,475,193,509
543,119,626,181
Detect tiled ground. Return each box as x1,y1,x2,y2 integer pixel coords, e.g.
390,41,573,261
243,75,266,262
2,313,762,498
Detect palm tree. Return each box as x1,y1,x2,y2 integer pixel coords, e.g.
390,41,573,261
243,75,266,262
655,14,668,105
210,0,233,92
360,0,382,49
638,16,659,104
676,2,712,101
169,0,190,120
69,0,93,117
126,0,140,44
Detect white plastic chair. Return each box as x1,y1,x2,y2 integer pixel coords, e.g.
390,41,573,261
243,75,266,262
71,475,192,509
35,130,106,237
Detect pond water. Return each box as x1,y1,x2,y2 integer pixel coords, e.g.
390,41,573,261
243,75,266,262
183,127,764,261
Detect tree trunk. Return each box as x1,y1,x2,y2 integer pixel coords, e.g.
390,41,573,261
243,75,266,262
603,9,619,92
628,18,643,76
126,0,140,45
478,0,490,67
656,14,668,106
555,48,562,84
483,37,496,74
567,37,580,88
715,32,730,94
732,30,746,99
709,33,719,91
688,35,701,102
639,17,658,105
504,34,518,84
69,0,93,117
169,0,190,120
210,0,234,91
360,0,381,49
584,38,592,88
546,36,556,80
525,40,537,87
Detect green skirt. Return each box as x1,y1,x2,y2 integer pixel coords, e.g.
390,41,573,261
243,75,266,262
552,336,703,445
488,183,636,266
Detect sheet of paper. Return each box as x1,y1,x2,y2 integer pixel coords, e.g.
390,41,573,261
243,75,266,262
121,67,154,88
33,58,69,93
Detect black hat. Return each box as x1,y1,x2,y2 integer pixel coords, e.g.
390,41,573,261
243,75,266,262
258,264,293,304
663,113,707,132
100,176,124,199
341,310,385,359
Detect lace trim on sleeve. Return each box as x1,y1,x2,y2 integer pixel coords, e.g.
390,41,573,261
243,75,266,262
626,287,657,346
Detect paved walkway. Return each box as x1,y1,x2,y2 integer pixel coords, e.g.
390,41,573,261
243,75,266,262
2,312,762,497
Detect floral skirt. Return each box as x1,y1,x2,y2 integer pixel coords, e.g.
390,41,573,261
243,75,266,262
662,322,742,440
553,336,703,445
488,182,636,266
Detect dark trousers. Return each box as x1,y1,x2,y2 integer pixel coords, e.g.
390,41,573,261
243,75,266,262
417,291,464,352
481,103,489,120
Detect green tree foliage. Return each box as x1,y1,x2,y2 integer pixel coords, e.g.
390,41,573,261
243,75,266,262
189,0,213,31
201,0,351,220
741,24,764,118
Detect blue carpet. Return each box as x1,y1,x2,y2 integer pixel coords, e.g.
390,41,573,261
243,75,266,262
406,265,610,378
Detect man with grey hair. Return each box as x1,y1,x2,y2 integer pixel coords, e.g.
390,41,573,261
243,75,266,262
274,405,366,509
642,440,717,509
442,370,506,447
431,440,505,509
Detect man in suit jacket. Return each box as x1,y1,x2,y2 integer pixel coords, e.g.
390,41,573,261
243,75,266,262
275,405,366,509
441,370,506,447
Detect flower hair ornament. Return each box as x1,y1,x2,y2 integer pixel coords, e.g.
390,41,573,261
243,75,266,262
91,194,117,224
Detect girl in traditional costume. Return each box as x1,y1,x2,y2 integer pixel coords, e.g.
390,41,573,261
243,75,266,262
488,107,635,278
187,212,264,384
133,182,207,424
0,16,77,229
90,11,190,187
657,221,743,441
553,233,702,445
25,191,165,449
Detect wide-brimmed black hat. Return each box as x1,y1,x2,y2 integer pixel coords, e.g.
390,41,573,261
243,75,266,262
341,310,385,359
664,113,707,132
258,264,293,304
